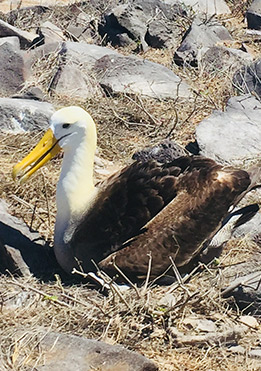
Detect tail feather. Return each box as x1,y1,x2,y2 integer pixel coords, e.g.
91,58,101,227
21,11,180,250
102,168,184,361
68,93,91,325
231,204,259,229
232,166,261,208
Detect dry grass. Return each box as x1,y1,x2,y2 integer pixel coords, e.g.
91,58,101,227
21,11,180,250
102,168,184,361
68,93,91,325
0,1,261,370
0,264,261,371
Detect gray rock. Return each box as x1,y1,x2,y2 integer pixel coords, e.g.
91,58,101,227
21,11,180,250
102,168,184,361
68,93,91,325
66,25,93,43
0,19,37,49
32,41,191,100
0,242,31,276
31,42,118,99
101,3,147,47
174,15,232,67
220,343,261,358
40,21,65,44
0,97,54,132
146,19,176,48
201,46,253,74
30,41,62,64
53,65,103,100
66,12,99,43
233,59,261,98
246,0,261,30
37,42,117,99
239,315,259,328
95,54,192,99
12,86,45,101
134,0,183,20
117,32,136,46
75,11,93,26
246,28,261,36
99,0,185,48
222,270,261,316
166,0,231,15
0,43,28,95
0,36,20,49
32,42,120,73
0,200,61,279
22,332,158,370
63,41,121,70
196,95,261,166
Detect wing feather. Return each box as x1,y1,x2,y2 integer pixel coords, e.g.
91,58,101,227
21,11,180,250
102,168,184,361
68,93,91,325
70,159,182,269
69,156,250,276
99,159,251,279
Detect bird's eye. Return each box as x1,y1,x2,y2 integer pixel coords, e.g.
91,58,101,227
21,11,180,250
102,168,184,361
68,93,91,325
62,123,70,129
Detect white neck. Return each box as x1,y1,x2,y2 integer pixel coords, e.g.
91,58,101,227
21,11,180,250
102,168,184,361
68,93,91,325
54,127,97,248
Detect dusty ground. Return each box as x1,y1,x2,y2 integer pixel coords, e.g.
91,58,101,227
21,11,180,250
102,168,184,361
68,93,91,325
0,1,261,370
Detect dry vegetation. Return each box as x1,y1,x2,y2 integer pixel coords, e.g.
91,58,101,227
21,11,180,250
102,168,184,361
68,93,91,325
0,1,261,370
1,267,261,371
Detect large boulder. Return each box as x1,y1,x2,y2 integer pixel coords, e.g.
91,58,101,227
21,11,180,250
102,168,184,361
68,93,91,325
14,331,158,371
201,46,253,74
146,19,176,48
31,42,119,100
99,0,186,49
100,3,147,47
94,54,192,99
31,42,121,71
56,42,121,71
196,95,261,167
32,41,191,100
0,43,30,95
0,97,54,132
174,15,232,67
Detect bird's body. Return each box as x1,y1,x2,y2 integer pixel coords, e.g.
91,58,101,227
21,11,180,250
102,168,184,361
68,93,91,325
13,107,251,280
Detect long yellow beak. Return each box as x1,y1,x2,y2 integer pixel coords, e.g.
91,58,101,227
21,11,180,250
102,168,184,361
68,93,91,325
12,128,62,184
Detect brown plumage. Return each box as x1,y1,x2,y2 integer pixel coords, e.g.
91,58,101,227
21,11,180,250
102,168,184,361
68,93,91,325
12,107,251,281
73,156,250,279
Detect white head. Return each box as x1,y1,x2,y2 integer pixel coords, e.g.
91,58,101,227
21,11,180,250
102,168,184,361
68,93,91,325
49,106,97,152
12,106,97,183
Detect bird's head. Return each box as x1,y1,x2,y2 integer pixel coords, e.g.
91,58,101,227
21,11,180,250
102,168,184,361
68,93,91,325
12,106,97,184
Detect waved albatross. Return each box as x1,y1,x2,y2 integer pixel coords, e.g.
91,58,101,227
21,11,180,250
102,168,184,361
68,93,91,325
12,106,251,280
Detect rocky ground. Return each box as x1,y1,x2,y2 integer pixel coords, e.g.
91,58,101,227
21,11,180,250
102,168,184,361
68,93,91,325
0,0,261,370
